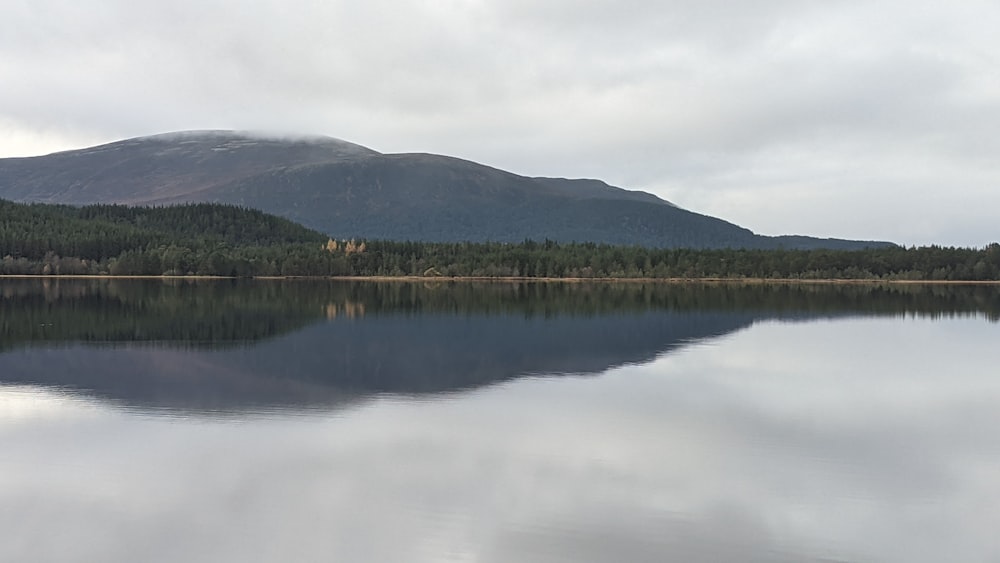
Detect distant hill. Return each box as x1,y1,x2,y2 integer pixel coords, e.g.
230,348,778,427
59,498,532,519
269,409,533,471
0,130,894,249
0,198,325,256
0,199,330,275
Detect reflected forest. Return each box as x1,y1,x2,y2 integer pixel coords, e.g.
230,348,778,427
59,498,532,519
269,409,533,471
2,279,998,413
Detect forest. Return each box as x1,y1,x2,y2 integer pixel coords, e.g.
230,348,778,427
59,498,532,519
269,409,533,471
2,199,999,280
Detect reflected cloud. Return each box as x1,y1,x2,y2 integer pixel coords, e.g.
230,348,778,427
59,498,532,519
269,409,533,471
3,316,998,562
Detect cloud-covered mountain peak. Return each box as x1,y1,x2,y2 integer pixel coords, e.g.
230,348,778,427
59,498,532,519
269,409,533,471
77,129,380,159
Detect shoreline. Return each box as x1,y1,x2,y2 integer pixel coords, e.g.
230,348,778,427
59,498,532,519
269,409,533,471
1,274,998,285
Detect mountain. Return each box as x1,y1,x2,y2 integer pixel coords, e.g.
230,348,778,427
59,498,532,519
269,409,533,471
0,130,893,249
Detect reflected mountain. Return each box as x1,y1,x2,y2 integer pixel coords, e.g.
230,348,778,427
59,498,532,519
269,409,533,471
1,279,997,413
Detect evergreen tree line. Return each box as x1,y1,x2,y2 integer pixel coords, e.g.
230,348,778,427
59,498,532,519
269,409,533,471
350,240,1000,281
2,199,999,280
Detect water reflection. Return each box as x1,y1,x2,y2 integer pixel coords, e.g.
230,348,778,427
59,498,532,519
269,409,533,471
2,281,999,562
1,279,998,413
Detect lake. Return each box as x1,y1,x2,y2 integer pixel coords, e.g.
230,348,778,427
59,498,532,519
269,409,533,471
1,279,998,562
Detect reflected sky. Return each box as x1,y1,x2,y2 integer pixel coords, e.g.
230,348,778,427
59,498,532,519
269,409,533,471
2,315,998,562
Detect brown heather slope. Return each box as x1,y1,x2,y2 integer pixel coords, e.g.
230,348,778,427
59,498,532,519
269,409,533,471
0,130,894,250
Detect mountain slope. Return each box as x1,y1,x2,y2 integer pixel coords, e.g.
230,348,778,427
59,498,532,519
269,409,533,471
0,130,377,204
0,131,893,249
195,153,761,247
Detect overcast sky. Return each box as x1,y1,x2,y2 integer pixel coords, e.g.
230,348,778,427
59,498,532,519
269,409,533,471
2,0,997,246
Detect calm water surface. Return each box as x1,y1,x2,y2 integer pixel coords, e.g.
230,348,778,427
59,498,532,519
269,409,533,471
1,280,999,562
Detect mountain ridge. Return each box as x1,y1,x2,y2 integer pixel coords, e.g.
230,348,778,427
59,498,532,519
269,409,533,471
0,130,894,249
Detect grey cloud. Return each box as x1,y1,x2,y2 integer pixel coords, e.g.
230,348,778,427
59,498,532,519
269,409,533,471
2,0,999,245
